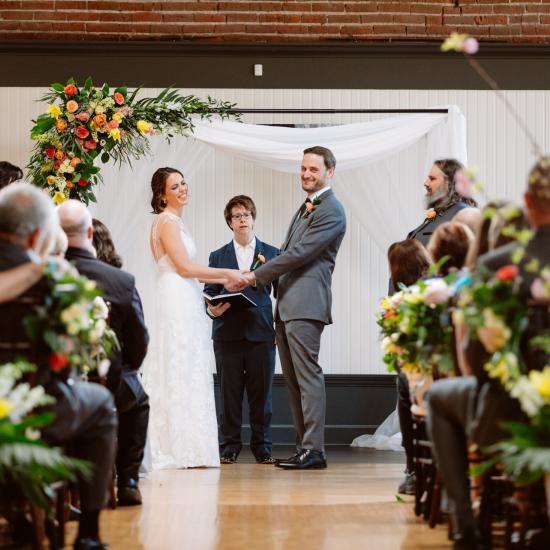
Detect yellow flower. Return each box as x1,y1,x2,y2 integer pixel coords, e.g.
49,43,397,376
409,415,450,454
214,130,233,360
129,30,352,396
53,191,67,204
136,120,151,134
529,366,550,400
380,296,392,311
403,293,424,304
0,398,13,420
441,32,468,53
402,362,421,374
47,104,62,119
112,112,123,122
108,128,121,142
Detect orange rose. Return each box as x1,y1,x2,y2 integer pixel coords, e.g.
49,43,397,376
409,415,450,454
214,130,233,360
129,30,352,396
496,264,519,282
76,126,90,139
55,149,65,160
46,175,56,186
305,202,314,213
66,100,79,113
55,119,68,132
83,139,97,150
425,209,437,220
257,253,266,264
70,157,81,168
49,353,69,371
114,92,125,105
65,180,75,189
93,113,107,127
64,84,78,97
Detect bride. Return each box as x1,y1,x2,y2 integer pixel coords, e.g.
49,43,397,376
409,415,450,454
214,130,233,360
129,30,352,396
143,167,247,469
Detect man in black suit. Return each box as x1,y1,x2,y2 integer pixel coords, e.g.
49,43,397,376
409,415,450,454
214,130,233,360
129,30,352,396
0,183,117,550
397,158,477,495
204,195,279,464
58,200,149,506
427,157,550,549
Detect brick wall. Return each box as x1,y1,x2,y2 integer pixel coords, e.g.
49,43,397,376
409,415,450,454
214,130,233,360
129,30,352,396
1,1,550,43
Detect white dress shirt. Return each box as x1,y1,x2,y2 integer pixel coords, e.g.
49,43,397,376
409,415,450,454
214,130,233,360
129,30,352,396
308,186,331,201
233,236,256,270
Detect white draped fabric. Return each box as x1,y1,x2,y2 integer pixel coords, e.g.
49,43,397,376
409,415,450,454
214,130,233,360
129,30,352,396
91,106,467,448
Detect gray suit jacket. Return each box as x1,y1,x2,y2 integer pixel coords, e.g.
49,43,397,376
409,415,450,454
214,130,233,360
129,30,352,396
254,188,346,324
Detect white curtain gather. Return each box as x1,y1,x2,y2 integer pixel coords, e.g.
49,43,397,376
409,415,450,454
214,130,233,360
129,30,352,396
190,105,466,174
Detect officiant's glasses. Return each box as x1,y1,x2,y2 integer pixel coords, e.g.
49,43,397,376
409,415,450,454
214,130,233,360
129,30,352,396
231,213,252,221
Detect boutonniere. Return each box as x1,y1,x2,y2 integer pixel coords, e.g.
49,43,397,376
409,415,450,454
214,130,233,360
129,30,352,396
303,198,322,218
425,208,438,221
251,251,266,271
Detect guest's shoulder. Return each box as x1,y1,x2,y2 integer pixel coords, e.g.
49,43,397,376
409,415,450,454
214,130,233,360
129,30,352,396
209,241,232,258
258,241,279,257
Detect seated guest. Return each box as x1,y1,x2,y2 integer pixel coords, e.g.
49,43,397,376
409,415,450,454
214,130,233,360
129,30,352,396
427,158,550,549
59,201,149,506
0,161,23,189
387,239,432,495
0,183,117,550
388,239,432,293
92,219,123,268
452,206,482,235
427,221,474,276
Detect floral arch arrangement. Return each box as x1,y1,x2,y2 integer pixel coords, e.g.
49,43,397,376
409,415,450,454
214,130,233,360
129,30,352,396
27,78,237,204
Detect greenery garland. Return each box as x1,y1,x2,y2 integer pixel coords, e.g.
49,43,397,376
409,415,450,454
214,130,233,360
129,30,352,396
27,77,237,204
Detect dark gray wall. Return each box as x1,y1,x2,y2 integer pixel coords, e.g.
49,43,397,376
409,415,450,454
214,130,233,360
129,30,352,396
1,42,550,89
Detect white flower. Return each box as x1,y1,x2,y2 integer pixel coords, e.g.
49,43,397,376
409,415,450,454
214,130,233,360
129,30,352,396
423,278,454,306
510,376,544,417
531,277,550,302
89,319,106,342
92,296,109,320
97,359,110,377
25,427,41,440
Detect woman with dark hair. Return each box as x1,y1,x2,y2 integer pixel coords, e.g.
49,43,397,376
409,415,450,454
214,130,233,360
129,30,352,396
388,239,432,293
427,221,474,276
92,218,123,268
144,167,247,470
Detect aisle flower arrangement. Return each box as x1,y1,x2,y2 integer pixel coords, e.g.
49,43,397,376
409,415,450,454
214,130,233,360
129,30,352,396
24,260,118,377
0,360,89,509
378,275,459,376
27,77,237,204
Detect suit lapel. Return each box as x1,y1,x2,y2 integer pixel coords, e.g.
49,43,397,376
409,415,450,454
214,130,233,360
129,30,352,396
223,241,240,270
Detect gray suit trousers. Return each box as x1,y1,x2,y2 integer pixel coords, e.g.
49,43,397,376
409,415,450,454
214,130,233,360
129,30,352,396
426,377,478,535
276,318,326,452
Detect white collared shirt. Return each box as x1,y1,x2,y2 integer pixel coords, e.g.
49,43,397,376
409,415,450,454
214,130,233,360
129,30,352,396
233,236,256,270
308,186,331,202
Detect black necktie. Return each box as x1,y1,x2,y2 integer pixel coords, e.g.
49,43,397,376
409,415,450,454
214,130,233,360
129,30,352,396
299,198,312,217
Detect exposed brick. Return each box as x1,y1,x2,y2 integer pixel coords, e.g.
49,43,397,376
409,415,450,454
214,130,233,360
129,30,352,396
3,1,550,43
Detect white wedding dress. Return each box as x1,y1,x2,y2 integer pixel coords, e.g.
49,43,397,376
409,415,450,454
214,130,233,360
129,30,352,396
143,212,220,469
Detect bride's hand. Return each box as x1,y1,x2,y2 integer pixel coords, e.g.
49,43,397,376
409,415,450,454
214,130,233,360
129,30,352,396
224,269,249,292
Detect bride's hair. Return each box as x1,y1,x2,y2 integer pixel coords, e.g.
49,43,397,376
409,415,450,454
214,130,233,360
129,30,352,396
151,167,184,214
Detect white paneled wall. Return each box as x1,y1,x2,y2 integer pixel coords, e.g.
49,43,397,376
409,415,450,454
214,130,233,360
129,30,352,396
1,87,549,374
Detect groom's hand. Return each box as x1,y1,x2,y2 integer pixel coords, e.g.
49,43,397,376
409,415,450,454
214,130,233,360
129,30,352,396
225,270,249,292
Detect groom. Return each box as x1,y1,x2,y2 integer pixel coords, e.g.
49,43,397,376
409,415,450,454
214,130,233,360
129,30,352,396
237,146,346,470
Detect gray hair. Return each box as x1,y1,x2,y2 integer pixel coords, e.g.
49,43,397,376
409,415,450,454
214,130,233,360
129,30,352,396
0,182,56,238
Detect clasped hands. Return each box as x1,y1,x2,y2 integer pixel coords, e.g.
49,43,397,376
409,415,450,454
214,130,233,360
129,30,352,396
225,269,256,292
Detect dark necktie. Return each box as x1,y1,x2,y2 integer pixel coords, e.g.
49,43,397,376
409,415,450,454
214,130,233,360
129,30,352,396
298,198,312,217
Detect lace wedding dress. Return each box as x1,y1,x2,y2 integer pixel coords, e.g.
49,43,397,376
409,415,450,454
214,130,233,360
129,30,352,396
143,212,220,469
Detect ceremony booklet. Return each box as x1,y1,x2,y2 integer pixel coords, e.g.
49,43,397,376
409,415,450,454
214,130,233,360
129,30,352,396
202,291,257,310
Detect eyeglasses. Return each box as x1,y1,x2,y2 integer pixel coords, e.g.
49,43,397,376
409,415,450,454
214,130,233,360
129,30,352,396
231,213,252,221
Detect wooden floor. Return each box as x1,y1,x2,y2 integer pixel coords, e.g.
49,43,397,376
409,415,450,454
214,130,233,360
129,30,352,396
68,448,451,550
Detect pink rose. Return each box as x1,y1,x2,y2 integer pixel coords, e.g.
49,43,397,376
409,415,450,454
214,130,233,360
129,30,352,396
76,111,90,123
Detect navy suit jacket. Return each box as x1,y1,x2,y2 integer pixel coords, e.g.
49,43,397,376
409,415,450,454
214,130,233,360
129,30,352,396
204,237,279,342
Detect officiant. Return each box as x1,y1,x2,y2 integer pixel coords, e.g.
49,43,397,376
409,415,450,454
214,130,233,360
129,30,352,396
204,195,279,464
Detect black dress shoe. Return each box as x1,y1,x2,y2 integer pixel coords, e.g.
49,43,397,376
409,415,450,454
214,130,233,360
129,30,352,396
452,526,488,550
255,452,276,464
273,450,302,465
276,449,327,470
117,478,142,506
220,451,239,464
73,538,109,550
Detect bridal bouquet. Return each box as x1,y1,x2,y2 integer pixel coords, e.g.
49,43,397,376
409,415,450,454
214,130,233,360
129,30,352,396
378,276,458,376
0,360,89,509
24,260,118,377
27,77,237,204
